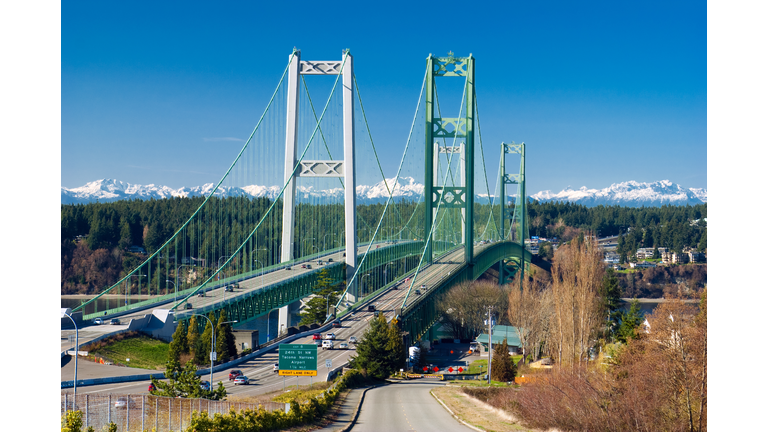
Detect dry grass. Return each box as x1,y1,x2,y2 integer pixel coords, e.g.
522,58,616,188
432,385,543,432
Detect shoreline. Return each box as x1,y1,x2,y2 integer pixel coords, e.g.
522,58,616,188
61,294,163,300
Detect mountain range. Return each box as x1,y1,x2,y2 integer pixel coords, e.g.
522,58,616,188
61,178,706,207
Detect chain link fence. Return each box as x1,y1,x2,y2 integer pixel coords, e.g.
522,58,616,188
61,393,285,432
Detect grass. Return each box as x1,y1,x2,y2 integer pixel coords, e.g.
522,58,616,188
460,356,524,375
447,379,514,387
271,381,333,404
87,334,169,370
461,359,488,374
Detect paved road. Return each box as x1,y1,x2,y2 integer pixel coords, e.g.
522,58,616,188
62,242,497,397
351,380,474,432
96,242,411,325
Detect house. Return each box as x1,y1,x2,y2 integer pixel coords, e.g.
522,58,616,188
682,247,705,263
475,325,524,354
604,251,620,264
630,261,656,269
636,247,669,260
127,245,147,254
635,248,655,259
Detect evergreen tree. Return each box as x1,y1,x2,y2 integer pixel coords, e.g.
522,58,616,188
698,228,707,252
617,299,643,343
215,309,237,362
351,314,399,379
200,312,215,363
186,316,206,365
168,321,188,363
601,268,623,341
299,268,340,325
118,218,132,249
490,338,517,382
150,359,226,400
385,318,405,372
652,247,661,260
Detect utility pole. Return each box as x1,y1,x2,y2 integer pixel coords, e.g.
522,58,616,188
487,305,494,385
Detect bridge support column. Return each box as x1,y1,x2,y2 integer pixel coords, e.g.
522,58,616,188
424,54,475,264
280,49,357,311
342,50,358,304
281,49,301,263
278,301,301,336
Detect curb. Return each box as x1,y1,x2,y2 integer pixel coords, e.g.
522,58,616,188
430,389,485,432
335,382,388,432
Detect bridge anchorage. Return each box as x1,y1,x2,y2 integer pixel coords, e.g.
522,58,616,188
69,49,532,352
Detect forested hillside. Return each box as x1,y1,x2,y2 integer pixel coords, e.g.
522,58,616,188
60,198,706,295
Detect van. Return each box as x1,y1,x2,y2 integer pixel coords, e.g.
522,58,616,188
367,305,375,312
322,340,334,350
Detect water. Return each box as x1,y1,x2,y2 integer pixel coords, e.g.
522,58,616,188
60,295,160,315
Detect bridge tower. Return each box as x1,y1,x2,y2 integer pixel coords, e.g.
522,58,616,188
281,49,358,329
499,142,527,287
424,53,475,265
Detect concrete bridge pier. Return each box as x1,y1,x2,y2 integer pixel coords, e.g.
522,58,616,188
278,301,301,336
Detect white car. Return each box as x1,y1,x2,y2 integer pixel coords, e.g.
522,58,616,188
349,336,358,344
114,397,135,409
339,342,349,349
92,318,103,325
325,333,335,340
322,340,334,350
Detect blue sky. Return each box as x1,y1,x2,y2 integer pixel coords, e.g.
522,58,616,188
61,1,706,193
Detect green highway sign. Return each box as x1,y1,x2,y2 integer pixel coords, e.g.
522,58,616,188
278,344,317,376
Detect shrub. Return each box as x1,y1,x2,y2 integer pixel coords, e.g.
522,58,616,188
61,410,83,432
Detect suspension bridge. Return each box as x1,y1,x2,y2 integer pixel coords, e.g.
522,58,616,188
69,49,533,347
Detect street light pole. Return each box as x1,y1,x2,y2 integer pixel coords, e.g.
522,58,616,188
61,310,78,411
166,280,176,303
323,233,336,252
254,259,264,288
185,314,237,389
487,305,495,385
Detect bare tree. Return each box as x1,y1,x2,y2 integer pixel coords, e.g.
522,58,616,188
438,280,508,339
507,274,551,363
549,234,604,366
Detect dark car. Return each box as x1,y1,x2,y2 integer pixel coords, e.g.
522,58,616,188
224,286,234,292
367,305,375,312
327,258,333,262
110,318,121,325
229,370,243,380
185,303,193,309
332,319,341,328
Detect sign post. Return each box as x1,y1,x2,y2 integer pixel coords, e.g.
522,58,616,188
279,344,318,390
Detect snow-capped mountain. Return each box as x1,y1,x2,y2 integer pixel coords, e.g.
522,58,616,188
530,180,707,207
61,178,426,205
62,178,707,207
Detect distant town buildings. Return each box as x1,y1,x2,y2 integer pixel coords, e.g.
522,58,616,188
635,247,669,260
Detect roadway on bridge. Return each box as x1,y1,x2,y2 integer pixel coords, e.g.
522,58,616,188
100,244,384,325
62,243,498,398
